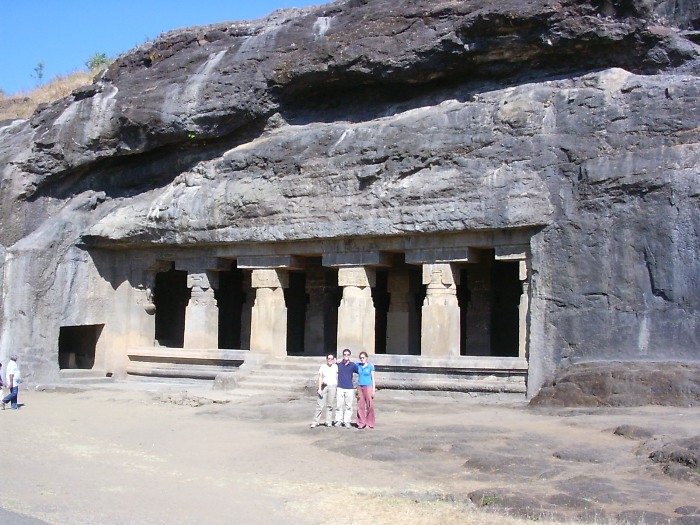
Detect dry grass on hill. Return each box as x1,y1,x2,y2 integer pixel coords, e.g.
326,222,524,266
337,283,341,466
0,70,93,121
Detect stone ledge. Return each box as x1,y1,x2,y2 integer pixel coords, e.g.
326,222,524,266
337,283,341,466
371,354,528,371
128,347,251,365
380,377,526,394
125,350,529,392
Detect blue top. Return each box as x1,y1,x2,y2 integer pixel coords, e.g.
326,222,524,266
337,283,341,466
357,362,375,386
337,360,358,389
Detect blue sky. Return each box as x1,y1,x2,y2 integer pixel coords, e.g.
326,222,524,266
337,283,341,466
0,0,323,95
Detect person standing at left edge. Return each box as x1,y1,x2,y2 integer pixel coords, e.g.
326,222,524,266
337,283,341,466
3,355,21,410
310,354,338,428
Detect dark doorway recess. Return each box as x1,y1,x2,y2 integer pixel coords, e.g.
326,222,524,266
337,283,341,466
373,269,389,355
409,267,424,356
285,271,307,355
459,253,521,357
490,261,520,357
216,267,245,349
154,265,189,348
58,324,103,369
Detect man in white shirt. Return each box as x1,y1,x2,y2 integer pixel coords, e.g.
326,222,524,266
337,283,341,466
2,355,21,410
310,354,338,428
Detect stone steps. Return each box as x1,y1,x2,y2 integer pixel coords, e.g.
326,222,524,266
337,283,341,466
227,357,320,397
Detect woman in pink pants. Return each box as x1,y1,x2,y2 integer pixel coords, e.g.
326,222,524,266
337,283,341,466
356,352,376,429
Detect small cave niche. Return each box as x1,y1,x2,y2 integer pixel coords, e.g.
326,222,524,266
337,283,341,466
58,324,104,369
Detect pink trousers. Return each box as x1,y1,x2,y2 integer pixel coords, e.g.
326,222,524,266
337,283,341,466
356,386,375,428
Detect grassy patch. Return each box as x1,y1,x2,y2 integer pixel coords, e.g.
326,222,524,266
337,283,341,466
0,71,92,121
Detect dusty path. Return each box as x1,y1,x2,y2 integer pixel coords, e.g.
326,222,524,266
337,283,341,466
2,386,699,525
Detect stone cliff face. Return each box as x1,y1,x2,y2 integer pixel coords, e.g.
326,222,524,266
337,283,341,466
0,0,698,399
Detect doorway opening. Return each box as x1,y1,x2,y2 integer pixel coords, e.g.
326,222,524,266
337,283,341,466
154,265,189,347
58,324,103,369
216,266,246,349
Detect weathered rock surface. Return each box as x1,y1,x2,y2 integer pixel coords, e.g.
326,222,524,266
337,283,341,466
530,361,700,406
650,435,700,484
0,0,699,392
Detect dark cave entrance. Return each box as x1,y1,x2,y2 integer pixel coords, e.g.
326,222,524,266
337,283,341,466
153,265,189,348
58,324,103,369
216,266,246,350
458,252,520,357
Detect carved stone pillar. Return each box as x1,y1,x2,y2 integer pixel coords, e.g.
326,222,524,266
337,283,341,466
250,269,288,356
421,263,460,357
183,271,219,349
518,260,530,360
132,281,156,347
386,268,411,355
337,267,375,355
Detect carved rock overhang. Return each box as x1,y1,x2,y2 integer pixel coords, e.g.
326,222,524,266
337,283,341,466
1,0,698,253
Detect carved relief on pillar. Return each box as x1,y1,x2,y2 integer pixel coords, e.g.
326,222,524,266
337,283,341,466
421,263,461,357
422,263,459,306
134,271,157,315
184,271,220,349
128,268,161,348
186,272,218,307
135,285,156,315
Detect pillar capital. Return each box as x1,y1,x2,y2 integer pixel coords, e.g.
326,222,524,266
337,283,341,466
251,268,289,289
338,266,376,288
186,271,219,291
422,263,460,287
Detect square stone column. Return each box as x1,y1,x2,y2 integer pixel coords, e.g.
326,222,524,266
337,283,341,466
250,269,289,356
337,267,375,355
421,263,461,357
184,271,219,349
386,268,411,354
519,260,530,360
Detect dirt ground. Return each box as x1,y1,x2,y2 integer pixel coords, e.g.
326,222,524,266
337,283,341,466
2,384,699,525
